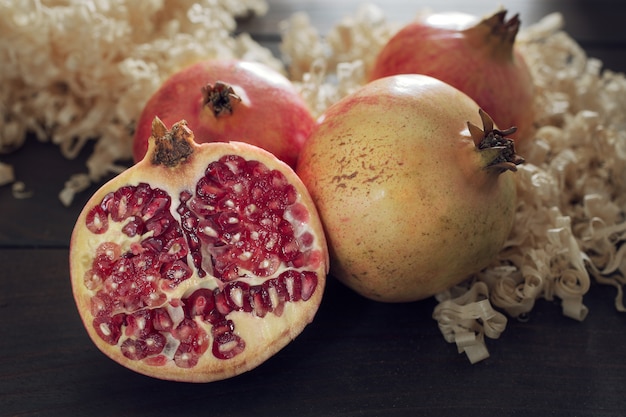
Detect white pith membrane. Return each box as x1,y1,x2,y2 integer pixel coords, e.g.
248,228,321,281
70,133,327,382
3,2,625,364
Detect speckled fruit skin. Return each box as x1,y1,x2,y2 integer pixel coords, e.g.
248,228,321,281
296,75,517,302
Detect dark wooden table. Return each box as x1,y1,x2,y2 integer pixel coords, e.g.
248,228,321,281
1,1,625,416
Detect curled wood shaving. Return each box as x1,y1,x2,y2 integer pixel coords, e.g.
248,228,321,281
433,282,507,364
0,162,14,186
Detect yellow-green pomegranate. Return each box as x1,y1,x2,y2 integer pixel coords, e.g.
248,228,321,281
296,74,523,302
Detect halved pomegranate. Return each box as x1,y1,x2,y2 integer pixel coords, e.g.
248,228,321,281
70,118,328,382
297,74,522,303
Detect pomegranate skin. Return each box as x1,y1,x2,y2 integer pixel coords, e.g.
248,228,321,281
297,75,519,303
71,119,328,382
133,59,315,168
369,10,535,147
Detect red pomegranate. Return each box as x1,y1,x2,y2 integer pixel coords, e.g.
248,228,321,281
297,74,523,302
71,118,328,382
133,59,315,168
369,10,535,146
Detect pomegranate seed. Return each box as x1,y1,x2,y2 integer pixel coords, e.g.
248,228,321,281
85,205,108,234
224,281,252,312
125,310,153,338
211,319,245,360
172,318,199,344
90,292,113,317
282,270,303,302
83,269,102,291
174,344,200,368
196,176,225,201
253,254,280,277
185,288,215,318
214,290,231,316
301,272,318,301
121,338,148,360
213,332,245,360
110,186,134,222
153,308,174,332
142,198,169,219
93,314,124,345
161,260,192,286
141,237,164,254
281,236,300,262
158,237,189,263
99,192,115,213
221,155,247,174
128,182,154,210
144,213,172,237
98,242,121,259
122,216,145,237
249,285,271,317
141,288,166,307
143,355,167,367
143,332,166,356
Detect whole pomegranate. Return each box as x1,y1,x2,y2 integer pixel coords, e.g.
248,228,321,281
369,10,535,146
133,59,315,168
71,118,328,382
296,74,523,303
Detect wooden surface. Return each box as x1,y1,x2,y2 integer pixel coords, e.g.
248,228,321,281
1,1,626,416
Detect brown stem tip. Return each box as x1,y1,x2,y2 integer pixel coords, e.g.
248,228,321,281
468,109,525,174
201,81,242,117
476,9,521,45
465,9,520,61
150,117,194,168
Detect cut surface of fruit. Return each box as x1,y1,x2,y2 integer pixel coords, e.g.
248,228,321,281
70,118,328,382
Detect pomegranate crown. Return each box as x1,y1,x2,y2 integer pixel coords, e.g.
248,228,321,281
150,117,194,168
201,81,242,117
479,9,521,45
465,9,521,61
468,109,525,173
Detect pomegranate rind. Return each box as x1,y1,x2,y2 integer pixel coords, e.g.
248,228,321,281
297,74,517,303
70,129,328,382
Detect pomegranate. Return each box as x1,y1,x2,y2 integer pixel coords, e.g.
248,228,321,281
369,9,535,146
71,118,328,382
296,74,523,303
133,59,315,168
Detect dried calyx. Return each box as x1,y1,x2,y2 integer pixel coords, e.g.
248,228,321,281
201,81,242,117
469,109,525,173
150,117,194,168
466,10,520,59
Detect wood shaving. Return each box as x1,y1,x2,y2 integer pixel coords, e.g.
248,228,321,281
11,181,33,199
0,0,277,206
0,162,14,186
